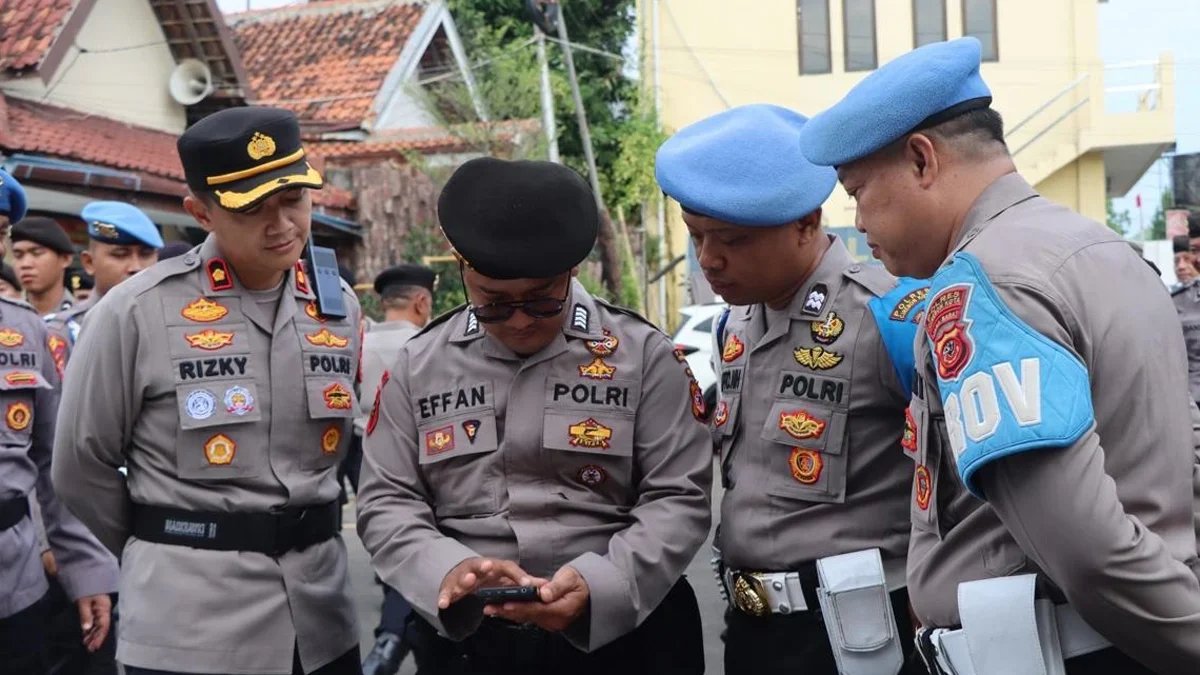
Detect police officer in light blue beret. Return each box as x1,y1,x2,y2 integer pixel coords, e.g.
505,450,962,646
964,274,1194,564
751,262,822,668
657,103,928,675
800,38,1200,675
0,168,28,229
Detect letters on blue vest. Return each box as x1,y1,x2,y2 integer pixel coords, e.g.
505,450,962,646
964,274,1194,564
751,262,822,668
867,277,928,399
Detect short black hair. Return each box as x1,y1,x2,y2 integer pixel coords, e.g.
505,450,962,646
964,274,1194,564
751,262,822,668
1187,211,1200,240
1173,234,1190,253
380,283,429,310
926,107,1007,150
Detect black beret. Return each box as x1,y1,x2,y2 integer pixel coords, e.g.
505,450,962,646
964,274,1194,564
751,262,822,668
437,158,598,280
158,242,194,261
1188,211,1200,240
66,267,93,292
12,217,75,255
374,264,436,295
0,264,20,291
1173,234,1190,254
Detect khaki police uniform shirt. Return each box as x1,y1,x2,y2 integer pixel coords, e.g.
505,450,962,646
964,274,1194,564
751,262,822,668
44,295,95,382
907,174,1200,674
52,236,363,674
715,235,925,572
1172,279,1200,404
0,296,118,618
357,281,713,652
355,318,420,436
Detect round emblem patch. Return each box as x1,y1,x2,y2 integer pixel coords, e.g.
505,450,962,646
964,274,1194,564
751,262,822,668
789,448,823,485
578,464,607,486
185,389,216,420
321,425,341,456
915,465,932,511
224,386,255,416
6,401,31,431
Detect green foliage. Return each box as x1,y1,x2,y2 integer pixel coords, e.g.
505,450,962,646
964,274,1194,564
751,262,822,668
575,269,611,301
397,220,467,315
1106,197,1132,236
1150,189,1172,241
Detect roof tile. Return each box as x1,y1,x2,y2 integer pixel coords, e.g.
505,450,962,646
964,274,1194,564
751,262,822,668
0,0,75,72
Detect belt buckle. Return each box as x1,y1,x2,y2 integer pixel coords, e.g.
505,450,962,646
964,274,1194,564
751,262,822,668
731,571,771,617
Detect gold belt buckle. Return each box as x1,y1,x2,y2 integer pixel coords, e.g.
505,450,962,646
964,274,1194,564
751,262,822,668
731,571,771,617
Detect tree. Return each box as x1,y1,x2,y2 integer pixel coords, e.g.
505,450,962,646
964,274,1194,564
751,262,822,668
1105,198,1132,236
1149,188,1172,240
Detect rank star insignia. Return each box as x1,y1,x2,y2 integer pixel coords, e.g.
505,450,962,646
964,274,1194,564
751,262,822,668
462,419,481,443
721,334,745,363
778,409,827,441
247,131,277,160
206,259,233,292
568,418,613,449
793,346,844,371
305,301,327,323
585,330,619,356
321,425,341,456
294,262,310,294
204,434,236,466
578,357,616,380
47,334,66,380
425,425,455,455
914,465,932,510
3,372,37,386
185,329,235,351
789,448,823,485
6,401,30,431
305,328,350,348
181,298,229,323
578,464,608,486
810,311,844,345
323,382,353,409
713,400,729,428
901,408,917,454
926,284,975,381
0,328,25,347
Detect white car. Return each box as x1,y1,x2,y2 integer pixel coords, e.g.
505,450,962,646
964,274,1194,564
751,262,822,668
671,302,728,418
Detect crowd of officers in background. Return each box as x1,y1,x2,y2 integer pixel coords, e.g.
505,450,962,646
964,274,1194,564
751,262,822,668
1,34,1199,675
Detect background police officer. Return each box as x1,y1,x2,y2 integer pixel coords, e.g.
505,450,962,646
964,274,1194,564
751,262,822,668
357,158,713,674
1174,212,1200,405
0,169,119,675
52,106,364,675
657,104,927,675
11,218,77,319
801,37,1200,674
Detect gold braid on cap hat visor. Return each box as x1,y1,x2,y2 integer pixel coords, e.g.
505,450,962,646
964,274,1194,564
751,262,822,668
213,164,324,211
206,149,307,186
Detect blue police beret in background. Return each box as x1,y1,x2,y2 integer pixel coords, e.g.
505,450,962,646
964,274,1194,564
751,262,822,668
81,201,164,248
0,169,28,223
656,104,838,226
799,38,993,167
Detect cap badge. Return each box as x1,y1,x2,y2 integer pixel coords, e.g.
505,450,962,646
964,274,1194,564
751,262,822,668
93,221,120,240
70,276,81,290
247,132,277,161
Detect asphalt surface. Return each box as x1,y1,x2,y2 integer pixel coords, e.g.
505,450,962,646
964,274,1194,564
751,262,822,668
344,461,728,674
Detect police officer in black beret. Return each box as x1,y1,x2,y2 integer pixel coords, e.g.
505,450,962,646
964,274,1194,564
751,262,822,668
11,217,77,319
357,158,713,674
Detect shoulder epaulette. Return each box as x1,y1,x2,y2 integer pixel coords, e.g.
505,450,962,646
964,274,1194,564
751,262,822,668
414,303,468,338
593,298,666,335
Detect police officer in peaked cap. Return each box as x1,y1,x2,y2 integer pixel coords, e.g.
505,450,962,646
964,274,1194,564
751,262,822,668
800,37,1200,674
356,158,713,674
657,103,929,675
52,106,365,675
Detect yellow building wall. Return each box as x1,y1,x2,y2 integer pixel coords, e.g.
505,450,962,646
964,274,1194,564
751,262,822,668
1036,152,1107,225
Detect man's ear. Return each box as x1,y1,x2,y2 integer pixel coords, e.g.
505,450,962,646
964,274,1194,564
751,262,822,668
905,133,940,189
794,208,823,244
81,250,96,276
183,194,215,233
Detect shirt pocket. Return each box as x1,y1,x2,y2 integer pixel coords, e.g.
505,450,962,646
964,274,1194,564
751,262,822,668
542,410,636,504
760,400,848,504
301,376,358,471
418,410,502,518
0,369,49,445
173,381,265,480
908,398,939,533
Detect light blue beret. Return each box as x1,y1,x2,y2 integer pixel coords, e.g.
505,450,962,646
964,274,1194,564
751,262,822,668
655,104,837,226
799,38,993,167
0,170,28,222
81,201,164,248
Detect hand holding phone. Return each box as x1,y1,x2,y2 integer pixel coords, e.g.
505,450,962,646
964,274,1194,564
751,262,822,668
475,586,541,604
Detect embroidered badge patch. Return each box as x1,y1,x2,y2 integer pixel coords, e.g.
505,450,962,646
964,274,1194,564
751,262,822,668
890,288,929,322
810,311,844,345
305,301,326,323
802,283,829,316
901,408,917,454
207,259,233,292
323,382,353,410
0,328,25,347
690,379,706,421
571,304,589,331
185,329,235,351
793,346,843,371
462,419,480,443
6,401,30,431
713,400,729,428
578,357,616,380
3,372,37,386
585,330,619,356
789,448,823,484
305,328,349,348
672,347,689,363
204,434,236,466
223,385,255,416
578,464,608,486
425,425,455,456
181,298,229,323
321,425,341,456
568,418,613,449
778,409,827,441
185,389,217,420
366,371,389,436
915,464,932,510
47,334,66,380
294,261,310,294
721,334,745,363
925,284,974,381
247,132,276,160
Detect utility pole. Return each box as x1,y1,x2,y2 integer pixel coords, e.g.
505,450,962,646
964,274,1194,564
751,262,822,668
534,26,560,163
548,0,603,209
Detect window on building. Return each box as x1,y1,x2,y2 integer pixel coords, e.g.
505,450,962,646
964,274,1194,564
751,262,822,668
913,0,946,47
843,0,877,72
797,0,832,75
962,0,998,61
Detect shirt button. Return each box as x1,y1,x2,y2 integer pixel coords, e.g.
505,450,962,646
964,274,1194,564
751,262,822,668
849,265,861,273
183,254,197,265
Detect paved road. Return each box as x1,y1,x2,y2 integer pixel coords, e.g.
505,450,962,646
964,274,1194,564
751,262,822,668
344,464,729,674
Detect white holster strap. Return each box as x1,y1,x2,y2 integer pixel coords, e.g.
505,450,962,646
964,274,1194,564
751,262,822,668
815,548,904,675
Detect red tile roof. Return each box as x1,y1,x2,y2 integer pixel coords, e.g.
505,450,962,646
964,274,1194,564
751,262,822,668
0,96,354,209
308,121,540,161
0,0,76,72
228,0,425,128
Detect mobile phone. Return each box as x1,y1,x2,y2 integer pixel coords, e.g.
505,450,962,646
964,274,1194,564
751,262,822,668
306,238,348,320
474,586,541,604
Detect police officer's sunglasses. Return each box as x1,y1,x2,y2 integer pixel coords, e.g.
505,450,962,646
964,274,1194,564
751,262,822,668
458,262,570,323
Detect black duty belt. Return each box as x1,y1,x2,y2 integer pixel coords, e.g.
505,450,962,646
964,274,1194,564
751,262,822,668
0,495,30,531
131,502,340,556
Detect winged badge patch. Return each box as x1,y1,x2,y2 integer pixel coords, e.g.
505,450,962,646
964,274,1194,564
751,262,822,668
793,346,843,371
